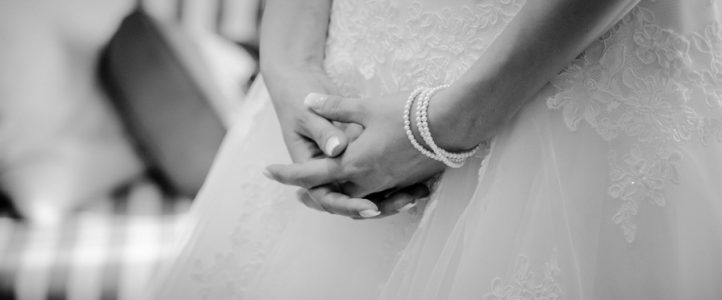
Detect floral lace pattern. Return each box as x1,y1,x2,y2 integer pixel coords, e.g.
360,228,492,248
483,251,562,300
547,6,722,242
608,147,681,242
324,0,523,97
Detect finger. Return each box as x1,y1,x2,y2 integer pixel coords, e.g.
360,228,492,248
341,122,363,142
265,158,346,189
331,121,363,142
302,114,348,157
304,93,365,124
307,186,380,218
370,184,430,217
285,134,323,162
339,181,368,199
296,188,324,212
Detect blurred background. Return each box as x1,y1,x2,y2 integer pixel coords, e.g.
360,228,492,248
0,0,262,298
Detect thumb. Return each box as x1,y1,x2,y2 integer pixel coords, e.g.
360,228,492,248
304,93,365,124
303,114,349,157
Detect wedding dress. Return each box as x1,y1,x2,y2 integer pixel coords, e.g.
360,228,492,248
151,0,722,299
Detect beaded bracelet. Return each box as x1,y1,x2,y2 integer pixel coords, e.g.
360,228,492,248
404,85,480,168
417,86,478,161
403,87,440,162
416,85,480,168
415,86,462,168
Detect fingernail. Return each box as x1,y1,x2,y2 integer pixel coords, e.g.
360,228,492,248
304,93,327,109
262,169,273,180
359,209,381,218
398,201,417,212
325,137,341,156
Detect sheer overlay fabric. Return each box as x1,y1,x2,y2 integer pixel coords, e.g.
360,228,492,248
151,1,722,299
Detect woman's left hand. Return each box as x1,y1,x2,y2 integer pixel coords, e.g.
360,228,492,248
265,91,446,199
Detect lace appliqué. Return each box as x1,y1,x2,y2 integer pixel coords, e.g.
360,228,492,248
608,147,681,243
547,6,722,242
483,251,562,300
324,0,523,97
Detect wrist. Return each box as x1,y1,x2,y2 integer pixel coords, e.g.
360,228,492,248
405,86,482,168
260,59,325,81
260,60,326,92
262,67,336,109
426,88,485,152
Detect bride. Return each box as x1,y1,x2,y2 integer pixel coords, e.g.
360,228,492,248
152,0,722,299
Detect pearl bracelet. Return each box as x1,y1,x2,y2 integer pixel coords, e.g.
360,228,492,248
404,87,441,161
416,85,480,168
404,85,480,168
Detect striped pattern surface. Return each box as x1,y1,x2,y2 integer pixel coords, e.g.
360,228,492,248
0,1,261,298
0,181,192,300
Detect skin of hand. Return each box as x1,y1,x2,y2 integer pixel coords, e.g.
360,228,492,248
263,71,430,218
262,70,364,215
265,92,447,199
261,0,430,218
265,70,350,161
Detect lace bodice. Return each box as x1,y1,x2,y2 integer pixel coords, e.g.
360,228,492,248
325,0,722,244
324,0,523,97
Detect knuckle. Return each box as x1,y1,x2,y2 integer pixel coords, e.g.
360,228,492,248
329,159,345,176
345,162,368,179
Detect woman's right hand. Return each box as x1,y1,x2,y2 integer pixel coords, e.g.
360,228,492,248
263,68,426,218
264,68,352,161
258,0,427,219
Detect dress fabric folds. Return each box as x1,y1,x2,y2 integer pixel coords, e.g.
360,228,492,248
151,0,722,299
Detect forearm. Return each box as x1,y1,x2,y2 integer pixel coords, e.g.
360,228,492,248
259,0,337,119
434,0,639,149
257,0,353,162
259,0,332,77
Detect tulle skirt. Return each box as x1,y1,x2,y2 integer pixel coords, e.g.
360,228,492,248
149,77,722,300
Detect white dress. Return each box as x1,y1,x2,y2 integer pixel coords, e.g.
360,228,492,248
151,0,722,299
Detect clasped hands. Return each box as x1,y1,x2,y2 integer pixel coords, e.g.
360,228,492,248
266,89,447,219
